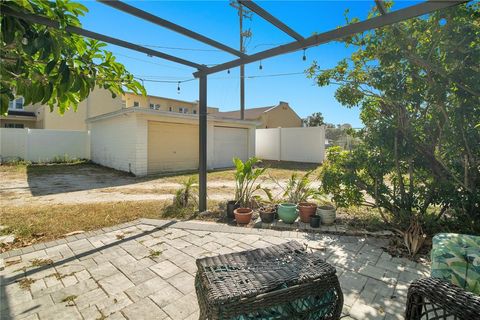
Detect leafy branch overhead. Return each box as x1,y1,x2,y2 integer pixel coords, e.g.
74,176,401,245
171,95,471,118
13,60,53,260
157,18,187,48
0,0,145,115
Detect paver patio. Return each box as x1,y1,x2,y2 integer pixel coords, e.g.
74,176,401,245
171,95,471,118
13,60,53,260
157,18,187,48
0,219,429,320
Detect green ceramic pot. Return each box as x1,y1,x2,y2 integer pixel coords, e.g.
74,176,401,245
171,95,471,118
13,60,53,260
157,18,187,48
278,203,298,224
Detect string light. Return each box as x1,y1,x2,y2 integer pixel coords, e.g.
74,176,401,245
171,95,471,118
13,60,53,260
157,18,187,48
227,69,230,74
302,48,307,61
259,60,263,70
177,81,180,94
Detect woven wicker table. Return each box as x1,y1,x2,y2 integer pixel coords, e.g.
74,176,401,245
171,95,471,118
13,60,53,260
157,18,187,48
195,241,343,320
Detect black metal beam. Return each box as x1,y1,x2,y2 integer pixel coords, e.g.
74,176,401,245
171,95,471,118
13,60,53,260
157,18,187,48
194,0,466,77
3,8,205,70
99,0,247,58
198,76,208,212
239,0,304,41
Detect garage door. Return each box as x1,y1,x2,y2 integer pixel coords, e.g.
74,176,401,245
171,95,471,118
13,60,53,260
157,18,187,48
214,126,248,168
148,121,198,174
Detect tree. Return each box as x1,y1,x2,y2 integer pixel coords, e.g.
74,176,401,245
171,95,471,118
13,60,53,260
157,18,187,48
0,0,145,115
303,112,324,127
309,2,480,233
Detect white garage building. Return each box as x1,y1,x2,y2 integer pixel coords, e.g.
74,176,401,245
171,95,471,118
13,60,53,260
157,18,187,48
87,108,256,176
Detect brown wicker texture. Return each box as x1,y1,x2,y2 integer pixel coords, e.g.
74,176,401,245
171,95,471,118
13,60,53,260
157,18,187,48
405,277,480,320
195,241,343,320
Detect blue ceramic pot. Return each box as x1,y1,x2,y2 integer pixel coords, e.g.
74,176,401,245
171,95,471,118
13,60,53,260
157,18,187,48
278,203,298,224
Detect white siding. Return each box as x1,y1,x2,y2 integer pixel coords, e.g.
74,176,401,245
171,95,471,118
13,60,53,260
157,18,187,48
213,126,249,168
0,128,89,162
256,126,325,163
89,112,257,176
90,114,139,175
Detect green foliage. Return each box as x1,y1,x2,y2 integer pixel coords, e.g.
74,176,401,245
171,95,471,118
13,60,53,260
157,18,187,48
272,170,320,203
303,112,324,127
0,0,145,115
233,157,272,208
173,176,198,208
312,2,480,234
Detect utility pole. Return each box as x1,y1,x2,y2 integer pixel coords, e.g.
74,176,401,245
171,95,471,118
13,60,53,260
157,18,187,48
230,1,251,120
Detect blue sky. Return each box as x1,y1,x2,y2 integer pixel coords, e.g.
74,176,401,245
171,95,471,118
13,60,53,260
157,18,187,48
79,1,417,127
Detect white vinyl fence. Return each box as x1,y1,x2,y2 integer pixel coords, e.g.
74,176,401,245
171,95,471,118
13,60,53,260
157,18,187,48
0,128,90,162
256,126,325,163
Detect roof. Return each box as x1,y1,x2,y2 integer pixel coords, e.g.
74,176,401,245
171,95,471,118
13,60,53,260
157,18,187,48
86,107,260,127
213,106,275,120
124,92,198,106
7,110,36,117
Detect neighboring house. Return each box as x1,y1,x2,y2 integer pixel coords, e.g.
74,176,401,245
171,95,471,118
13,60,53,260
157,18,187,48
123,92,219,115
1,91,221,130
0,89,122,130
213,101,302,128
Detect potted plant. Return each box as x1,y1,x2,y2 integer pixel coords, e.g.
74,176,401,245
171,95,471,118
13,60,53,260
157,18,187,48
232,157,272,225
226,200,240,219
310,215,321,228
298,202,317,223
277,203,298,224
259,204,276,223
272,170,320,223
317,203,336,225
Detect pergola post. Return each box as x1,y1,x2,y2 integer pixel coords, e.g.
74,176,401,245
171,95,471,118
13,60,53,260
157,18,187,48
199,75,208,212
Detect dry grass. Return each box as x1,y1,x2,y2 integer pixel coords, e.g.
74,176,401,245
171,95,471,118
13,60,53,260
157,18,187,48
0,200,222,251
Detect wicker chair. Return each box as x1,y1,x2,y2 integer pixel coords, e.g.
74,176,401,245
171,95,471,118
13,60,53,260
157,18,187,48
195,241,343,320
405,278,480,319
405,233,480,320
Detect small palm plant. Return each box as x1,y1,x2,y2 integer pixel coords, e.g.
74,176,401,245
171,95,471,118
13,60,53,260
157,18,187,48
233,157,272,208
274,170,319,203
173,176,198,208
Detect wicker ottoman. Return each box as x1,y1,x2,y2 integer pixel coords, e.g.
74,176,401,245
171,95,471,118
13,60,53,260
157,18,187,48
195,241,343,320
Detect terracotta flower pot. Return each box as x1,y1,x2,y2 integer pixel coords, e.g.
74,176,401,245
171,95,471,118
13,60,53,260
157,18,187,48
298,202,318,223
317,205,336,225
234,207,253,224
277,203,298,224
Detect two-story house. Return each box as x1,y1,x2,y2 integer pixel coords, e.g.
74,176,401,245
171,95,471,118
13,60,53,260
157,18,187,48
0,89,122,130
123,92,219,115
1,91,221,130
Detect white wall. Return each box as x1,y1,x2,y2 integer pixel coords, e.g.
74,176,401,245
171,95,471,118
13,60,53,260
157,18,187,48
0,128,90,162
90,114,140,175
256,126,325,163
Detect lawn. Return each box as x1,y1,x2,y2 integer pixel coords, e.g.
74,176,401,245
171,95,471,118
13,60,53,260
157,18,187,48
0,161,319,251
0,160,384,252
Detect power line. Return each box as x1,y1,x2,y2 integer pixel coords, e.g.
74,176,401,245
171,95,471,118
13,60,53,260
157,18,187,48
111,51,191,71
141,44,221,52
135,71,306,84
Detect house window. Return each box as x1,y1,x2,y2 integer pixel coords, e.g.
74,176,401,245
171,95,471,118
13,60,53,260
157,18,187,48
168,107,172,112
179,107,188,114
149,103,155,109
154,104,160,110
8,98,24,110
193,110,197,114
133,101,139,107
4,123,24,128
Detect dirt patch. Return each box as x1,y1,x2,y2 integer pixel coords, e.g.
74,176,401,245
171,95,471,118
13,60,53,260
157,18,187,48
0,162,314,206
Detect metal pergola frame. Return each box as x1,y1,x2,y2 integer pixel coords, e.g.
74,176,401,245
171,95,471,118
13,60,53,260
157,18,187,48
4,0,467,211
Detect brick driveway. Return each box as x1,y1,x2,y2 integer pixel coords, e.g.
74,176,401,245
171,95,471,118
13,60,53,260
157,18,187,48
0,219,429,320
